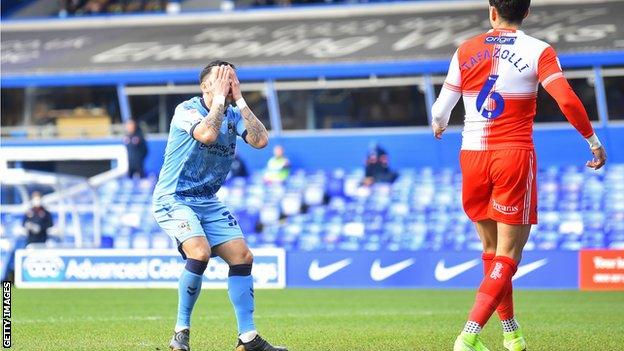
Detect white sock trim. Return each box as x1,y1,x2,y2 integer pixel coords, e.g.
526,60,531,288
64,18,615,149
174,325,189,333
463,321,482,334
501,317,519,332
239,330,257,343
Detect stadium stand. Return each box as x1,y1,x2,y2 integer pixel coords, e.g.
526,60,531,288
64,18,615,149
1,0,175,17
1,0,415,18
60,0,171,16
2,164,623,257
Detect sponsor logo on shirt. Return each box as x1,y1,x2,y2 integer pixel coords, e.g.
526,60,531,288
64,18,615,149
484,35,516,45
200,142,234,157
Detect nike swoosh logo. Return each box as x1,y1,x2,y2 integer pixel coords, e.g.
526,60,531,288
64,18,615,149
370,258,415,281
513,258,548,281
434,259,480,282
308,259,352,281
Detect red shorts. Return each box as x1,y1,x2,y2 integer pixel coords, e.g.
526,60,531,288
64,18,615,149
460,149,538,225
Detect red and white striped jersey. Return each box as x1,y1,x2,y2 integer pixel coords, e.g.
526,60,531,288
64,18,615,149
432,28,595,151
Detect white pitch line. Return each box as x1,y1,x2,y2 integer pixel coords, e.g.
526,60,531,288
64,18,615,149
14,309,457,324
13,315,167,324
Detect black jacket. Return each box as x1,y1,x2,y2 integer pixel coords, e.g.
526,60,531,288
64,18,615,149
23,207,53,244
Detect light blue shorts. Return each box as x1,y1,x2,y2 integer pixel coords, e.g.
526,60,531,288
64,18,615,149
152,194,244,258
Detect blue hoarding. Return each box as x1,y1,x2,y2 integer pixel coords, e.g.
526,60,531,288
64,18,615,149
15,249,579,289
286,251,578,289
15,248,285,289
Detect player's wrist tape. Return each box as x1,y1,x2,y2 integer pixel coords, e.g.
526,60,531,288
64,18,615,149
586,134,602,149
213,95,226,106
236,98,247,110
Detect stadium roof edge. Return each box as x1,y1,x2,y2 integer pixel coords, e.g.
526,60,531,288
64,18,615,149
1,51,623,88
2,0,619,29
0,1,485,29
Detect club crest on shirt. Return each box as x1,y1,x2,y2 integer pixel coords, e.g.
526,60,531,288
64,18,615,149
227,121,236,135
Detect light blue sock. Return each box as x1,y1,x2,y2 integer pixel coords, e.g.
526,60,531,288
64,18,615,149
228,264,256,334
175,259,207,331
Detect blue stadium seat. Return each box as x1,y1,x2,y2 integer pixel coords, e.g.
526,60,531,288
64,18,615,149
37,164,623,252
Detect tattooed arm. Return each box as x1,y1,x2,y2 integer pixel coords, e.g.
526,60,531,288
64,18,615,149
230,69,269,149
192,66,230,144
192,103,226,144
238,106,269,149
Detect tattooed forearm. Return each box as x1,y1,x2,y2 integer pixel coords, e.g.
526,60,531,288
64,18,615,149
192,102,225,144
240,106,269,148
202,103,226,135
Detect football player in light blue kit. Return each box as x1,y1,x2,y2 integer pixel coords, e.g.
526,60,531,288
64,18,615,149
152,61,287,351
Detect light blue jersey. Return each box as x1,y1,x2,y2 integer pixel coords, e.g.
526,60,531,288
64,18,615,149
154,96,246,200
152,96,247,252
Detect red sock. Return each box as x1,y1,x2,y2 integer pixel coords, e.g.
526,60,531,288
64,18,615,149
481,252,495,275
481,253,515,320
497,282,515,320
469,256,517,326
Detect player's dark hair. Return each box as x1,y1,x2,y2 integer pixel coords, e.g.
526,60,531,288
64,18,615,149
199,60,236,84
489,0,530,25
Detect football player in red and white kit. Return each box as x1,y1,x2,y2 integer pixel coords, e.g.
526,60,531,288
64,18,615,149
431,1,607,350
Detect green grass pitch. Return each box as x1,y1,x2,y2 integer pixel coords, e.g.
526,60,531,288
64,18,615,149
11,288,624,350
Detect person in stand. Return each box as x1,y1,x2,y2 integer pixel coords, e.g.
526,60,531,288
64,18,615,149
123,119,149,178
230,153,249,179
23,192,53,246
264,145,290,183
363,142,398,186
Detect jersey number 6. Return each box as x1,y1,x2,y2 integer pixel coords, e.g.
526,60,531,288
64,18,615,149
476,74,505,119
